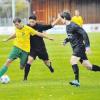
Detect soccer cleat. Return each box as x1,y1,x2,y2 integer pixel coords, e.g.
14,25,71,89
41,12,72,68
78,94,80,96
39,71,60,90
48,67,54,73
69,80,80,87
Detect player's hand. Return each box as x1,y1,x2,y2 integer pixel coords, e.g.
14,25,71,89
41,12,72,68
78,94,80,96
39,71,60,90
61,41,66,46
48,38,54,41
63,40,67,46
86,47,92,55
57,13,61,19
62,38,69,46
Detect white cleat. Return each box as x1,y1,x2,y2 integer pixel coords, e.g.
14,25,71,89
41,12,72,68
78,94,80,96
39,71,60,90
69,80,80,87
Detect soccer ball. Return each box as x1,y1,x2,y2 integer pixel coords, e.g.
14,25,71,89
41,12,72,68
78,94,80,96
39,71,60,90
0,75,10,84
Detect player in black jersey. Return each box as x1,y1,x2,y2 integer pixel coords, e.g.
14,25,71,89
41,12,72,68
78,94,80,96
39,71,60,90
24,15,59,80
59,12,100,86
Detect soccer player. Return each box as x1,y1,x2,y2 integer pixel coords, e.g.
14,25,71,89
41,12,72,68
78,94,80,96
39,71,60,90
71,10,83,27
0,18,53,78
59,12,100,86
24,15,58,80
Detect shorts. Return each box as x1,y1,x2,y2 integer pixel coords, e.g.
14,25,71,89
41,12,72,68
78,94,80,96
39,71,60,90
8,46,28,68
72,46,88,63
30,48,49,60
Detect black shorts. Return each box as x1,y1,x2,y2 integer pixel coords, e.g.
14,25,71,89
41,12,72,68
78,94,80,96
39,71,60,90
72,46,88,63
30,48,49,60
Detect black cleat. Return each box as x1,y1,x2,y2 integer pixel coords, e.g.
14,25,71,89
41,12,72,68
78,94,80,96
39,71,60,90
49,67,54,73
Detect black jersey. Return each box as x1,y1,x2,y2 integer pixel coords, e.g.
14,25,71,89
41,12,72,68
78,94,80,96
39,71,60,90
28,23,52,50
66,22,90,48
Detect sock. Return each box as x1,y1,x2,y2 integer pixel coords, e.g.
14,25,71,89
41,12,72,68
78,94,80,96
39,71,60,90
0,65,8,78
72,64,79,82
24,63,31,80
46,62,54,73
92,65,100,71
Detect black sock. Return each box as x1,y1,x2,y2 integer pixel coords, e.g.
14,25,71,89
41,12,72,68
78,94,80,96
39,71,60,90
72,64,79,82
47,62,54,73
24,63,31,80
92,65,100,71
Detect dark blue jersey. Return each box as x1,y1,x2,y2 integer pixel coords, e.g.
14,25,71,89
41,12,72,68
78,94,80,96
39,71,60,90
66,22,90,48
27,23,52,50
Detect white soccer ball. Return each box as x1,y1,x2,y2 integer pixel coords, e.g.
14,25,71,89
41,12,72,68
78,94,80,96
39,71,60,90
0,75,10,84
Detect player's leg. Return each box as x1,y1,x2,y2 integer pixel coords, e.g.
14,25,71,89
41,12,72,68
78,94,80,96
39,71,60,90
0,59,13,77
0,46,18,77
43,60,54,73
24,55,35,80
79,50,100,71
81,60,100,71
69,55,80,86
19,50,28,70
38,50,54,73
24,50,36,80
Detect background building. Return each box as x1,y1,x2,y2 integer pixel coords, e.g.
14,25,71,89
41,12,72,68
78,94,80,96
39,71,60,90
30,0,100,24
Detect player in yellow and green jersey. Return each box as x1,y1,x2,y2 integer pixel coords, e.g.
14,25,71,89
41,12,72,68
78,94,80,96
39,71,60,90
0,18,53,78
71,10,83,27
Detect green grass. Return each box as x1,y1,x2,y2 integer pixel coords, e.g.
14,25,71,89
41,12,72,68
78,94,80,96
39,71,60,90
0,33,100,100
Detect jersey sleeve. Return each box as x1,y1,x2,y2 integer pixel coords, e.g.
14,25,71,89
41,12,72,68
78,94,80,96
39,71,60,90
29,27,38,36
76,26,90,47
41,24,53,31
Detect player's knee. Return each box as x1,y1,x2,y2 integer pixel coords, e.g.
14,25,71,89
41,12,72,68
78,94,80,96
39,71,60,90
44,60,49,64
20,65,25,70
27,59,33,64
86,66,92,70
82,63,92,70
5,59,12,66
70,59,77,65
27,56,34,64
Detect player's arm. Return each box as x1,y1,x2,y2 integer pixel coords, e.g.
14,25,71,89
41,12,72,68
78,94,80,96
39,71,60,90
76,27,91,54
41,24,53,31
41,16,61,31
30,28,54,40
3,33,16,42
51,14,62,26
77,27,90,47
36,32,54,40
42,16,61,31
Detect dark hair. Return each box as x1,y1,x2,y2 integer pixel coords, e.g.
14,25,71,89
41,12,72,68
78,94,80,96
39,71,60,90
13,18,21,23
29,15,37,20
60,12,71,20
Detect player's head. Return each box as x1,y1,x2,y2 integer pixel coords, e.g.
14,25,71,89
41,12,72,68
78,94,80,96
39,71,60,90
13,18,23,29
60,12,71,24
29,15,37,26
75,10,80,16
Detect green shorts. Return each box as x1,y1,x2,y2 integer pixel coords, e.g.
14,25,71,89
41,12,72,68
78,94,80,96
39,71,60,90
8,46,29,69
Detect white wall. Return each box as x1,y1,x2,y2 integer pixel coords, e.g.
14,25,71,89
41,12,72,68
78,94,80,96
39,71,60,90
46,24,100,34
83,24,100,33
0,26,15,35
0,24,100,35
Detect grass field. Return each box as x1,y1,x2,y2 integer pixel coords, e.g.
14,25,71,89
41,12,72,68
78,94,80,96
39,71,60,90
0,33,100,100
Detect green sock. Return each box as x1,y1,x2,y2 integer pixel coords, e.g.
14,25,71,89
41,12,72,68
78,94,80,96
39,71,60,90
0,66,8,78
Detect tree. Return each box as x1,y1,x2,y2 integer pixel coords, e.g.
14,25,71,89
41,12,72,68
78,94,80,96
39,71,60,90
15,0,29,18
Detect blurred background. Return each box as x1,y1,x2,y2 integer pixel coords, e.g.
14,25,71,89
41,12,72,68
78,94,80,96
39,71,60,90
0,0,29,26
0,0,100,34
